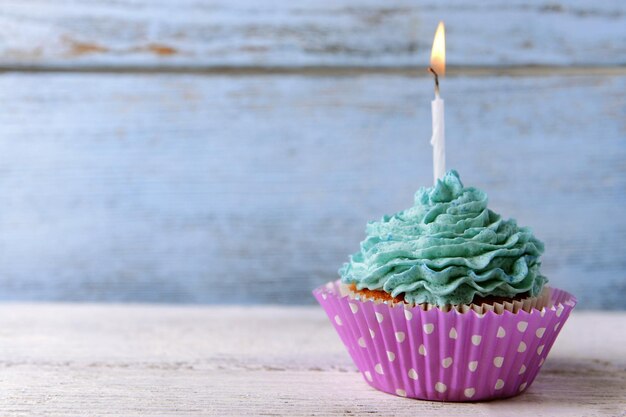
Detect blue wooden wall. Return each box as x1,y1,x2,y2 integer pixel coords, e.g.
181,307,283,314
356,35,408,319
0,0,624,308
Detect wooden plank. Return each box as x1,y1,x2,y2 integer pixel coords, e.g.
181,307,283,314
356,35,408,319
0,73,623,307
0,305,623,416
0,0,624,69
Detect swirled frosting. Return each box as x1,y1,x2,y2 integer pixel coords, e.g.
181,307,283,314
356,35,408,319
340,170,547,306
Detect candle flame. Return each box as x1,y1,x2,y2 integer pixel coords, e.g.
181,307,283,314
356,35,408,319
430,21,445,77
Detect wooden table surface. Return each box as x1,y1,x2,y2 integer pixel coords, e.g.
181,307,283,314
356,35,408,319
0,304,623,416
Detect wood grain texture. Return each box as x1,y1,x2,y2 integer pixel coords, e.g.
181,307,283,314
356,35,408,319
0,304,623,416
0,0,624,69
0,73,624,307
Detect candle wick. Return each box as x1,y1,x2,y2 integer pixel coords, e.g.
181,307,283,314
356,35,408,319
428,67,440,97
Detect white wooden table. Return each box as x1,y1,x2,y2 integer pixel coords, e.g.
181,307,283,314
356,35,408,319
0,304,623,416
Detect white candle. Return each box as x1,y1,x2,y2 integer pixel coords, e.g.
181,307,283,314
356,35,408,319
429,21,446,184
431,94,445,183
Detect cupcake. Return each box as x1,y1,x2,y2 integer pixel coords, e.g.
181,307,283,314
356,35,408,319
313,170,576,401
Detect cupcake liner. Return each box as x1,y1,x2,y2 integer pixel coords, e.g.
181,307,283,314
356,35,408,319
313,280,576,402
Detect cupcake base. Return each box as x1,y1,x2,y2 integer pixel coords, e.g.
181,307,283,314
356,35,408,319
314,280,576,402
343,283,552,314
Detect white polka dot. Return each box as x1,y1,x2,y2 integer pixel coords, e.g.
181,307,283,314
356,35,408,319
517,321,528,332
464,388,476,398
496,326,506,338
408,368,418,380
493,356,504,368
494,379,505,390
358,337,366,348
369,328,375,338
539,357,545,366
375,363,384,375
364,371,373,381
334,315,343,326
537,344,545,355
519,382,527,392
471,335,482,346
435,382,447,393
565,300,575,307
556,305,564,317
468,361,478,372
519,364,527,374
423,323,434,334
387,351,396,362
518,341,527,353
554,322,561,331
418,344,427,356
349,303,359,314
404,309,413,320
375,312,384,323
395,332,406,343
395,389,407,397
540,308,546,317
449,327,458,339
321,293,327,300
536,327,546,338
441,357,453,368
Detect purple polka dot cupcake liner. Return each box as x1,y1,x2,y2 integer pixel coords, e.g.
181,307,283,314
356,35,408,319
313,280,576,402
